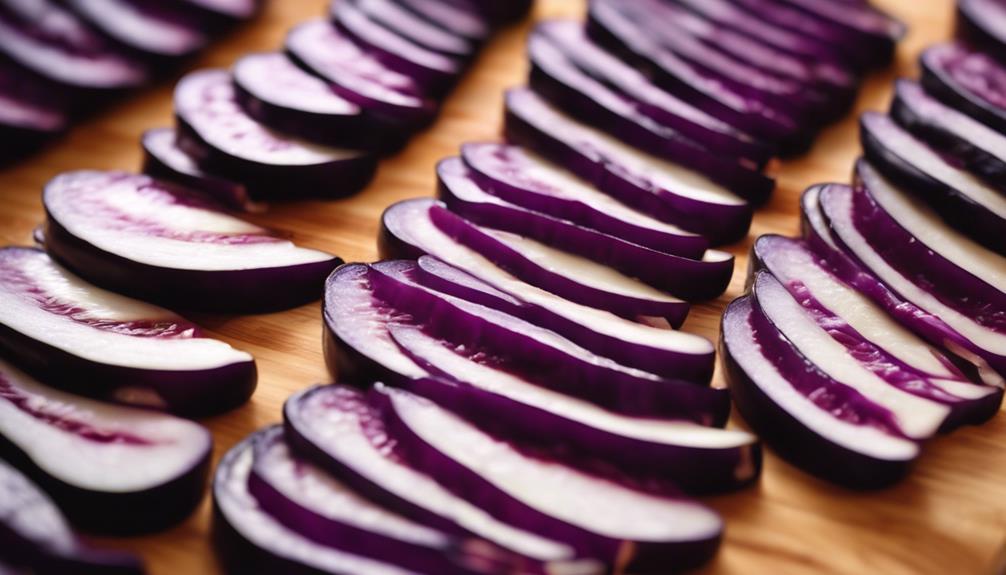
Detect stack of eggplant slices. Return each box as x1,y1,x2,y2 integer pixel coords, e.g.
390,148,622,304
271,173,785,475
0,0,263,163
201,1,906,574
0,1,530,574
724,0,1006,493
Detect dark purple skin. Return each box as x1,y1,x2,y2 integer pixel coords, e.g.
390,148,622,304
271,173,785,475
921,43,1006,134
172,0,260,27
956,0,1006,63
859,112,1006,256
0,59,67,163
412,255,717,381
60,0,209,60
749,234,1003,429
347,0,474,59
586,0,811,153
527,27,777,204
812,183,1006,383
503,88,754,245
0,459,146,574
394,0,490,43
41,171,343,313
141,128,252,211
890,79,1006,192
720,296,916,489
371,385,723,574
437,157,734,300
461,142,709,257
535,21,773,169
174,69,379,201
381,197,693,322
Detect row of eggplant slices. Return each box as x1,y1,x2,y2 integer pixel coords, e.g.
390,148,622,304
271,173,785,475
0,1,531,574
0,0,262,164
212,1,907,574
724,0,1006,491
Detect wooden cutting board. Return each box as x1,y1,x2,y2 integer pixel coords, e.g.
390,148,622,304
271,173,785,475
1,1,1002,573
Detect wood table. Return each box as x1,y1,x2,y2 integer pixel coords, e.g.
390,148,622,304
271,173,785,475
1,1,1002,573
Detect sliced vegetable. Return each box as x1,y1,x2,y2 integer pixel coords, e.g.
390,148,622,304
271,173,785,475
504,88,754,244
174,69,377,201
374,384,724,573
437,157,734,298
0,59,66,162
0,458,144,573
141,127,252,211
891,79,1006,192
0,247,256,415
721,296,919,489
212,430,422,575
860,112,1006,255
60,0,208,60
42,170,341,312
921,43,1006,133
283,385,596,574
348,0,474,58
391,325,761,494
394,0,490,44
0,358,211,533
956,0,1006,62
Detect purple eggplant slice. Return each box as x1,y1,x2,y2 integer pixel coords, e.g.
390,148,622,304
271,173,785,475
283,385,596,574
0,59,66,161
330,0,461,94
721,296,919,489
0,247,256,415
534,20,772,167
0,358,211,534
956,0,1006,62
921,43,1006,134
394,0,489,43
285,19,436,128
248,426,486,575
751,234,1002,428
891,79,1006,192
174,68,377,201
212,429,425,575
141,127,252,211
374,384,724,573
42,170,341,313
60,0,207,59
460,142,708,257
527,24,777,199
0,458,144,573
390,325,761,495
437,157,734,299
860,112,1006,255
818,178,1006,384
348,0,474,58
0,0,147,97
504,88,754,244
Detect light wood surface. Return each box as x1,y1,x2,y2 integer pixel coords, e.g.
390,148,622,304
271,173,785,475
2,1,1003,574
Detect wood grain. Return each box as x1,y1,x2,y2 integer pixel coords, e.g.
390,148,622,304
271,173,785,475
1,1,1003,574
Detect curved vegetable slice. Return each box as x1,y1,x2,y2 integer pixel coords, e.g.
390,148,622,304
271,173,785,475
818,179,1006,384
956,0,1006,62
534,20,772,167
751,234,1001,428
285,19,435,127
860,112,1006,255
348,0,473,58
331,0,461,94
248,426,485,575
233,52,400,152
504,88,754,244
0,59,66,161
212,430,423,575
42,170,341,312
0,0,147,96
0,459,144,574
891,80,1006,192
394,0,489,43
60,0,208,59
527,25,776,200
0,247,256,415
437,157,734,298
0,358,211,533
721,296,920,489
141,127,252,211
390,325,761,495
921,43,1006,133
375,385,724,573
461,143,707,256
174,69,377,201
283,385,596,574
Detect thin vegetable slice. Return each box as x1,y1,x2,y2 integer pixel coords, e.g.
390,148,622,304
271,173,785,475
0,59,66,162
921,43,1006,133
348,0,474,58
60,0,208,60
394,0,489,43
956,0,1006,62
141,127,252,211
